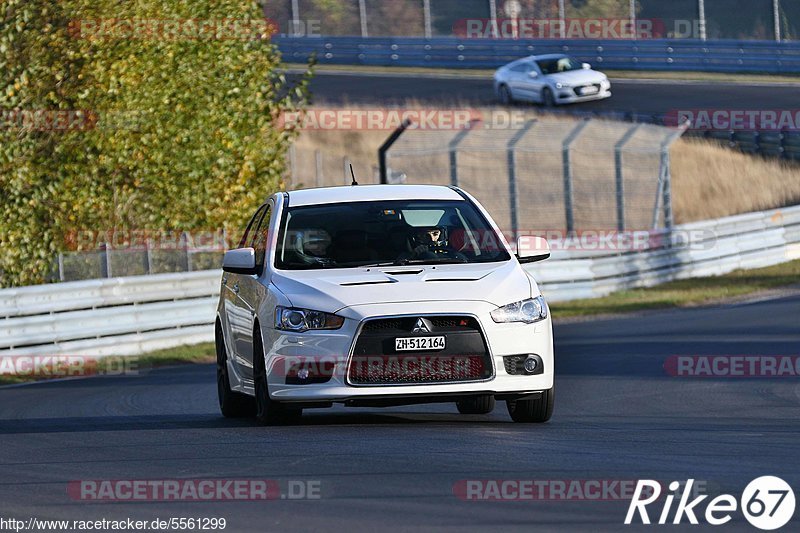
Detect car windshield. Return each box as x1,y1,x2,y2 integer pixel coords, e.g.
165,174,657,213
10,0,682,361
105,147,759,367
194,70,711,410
276,199,511,270
536,56,582,75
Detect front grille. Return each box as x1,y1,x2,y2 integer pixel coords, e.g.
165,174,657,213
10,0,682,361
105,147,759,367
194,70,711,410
348,315,493,386
573,83,602,96
361,316,479,333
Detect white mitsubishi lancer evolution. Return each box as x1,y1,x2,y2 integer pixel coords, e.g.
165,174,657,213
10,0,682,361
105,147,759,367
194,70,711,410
215,184,554,425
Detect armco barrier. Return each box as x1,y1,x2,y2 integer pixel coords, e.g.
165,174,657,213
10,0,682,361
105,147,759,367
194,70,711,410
275,37,800,74
1,205,799,357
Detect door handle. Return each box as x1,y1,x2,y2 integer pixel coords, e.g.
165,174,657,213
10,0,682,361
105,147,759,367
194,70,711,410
232,283,240,294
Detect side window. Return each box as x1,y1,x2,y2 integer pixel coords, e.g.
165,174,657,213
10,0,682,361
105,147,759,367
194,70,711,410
252,206,272,274
511,62,531,74
238,204,268,249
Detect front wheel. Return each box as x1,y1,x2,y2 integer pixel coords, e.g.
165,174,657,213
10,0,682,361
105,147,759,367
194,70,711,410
498,84,514,106
456,395,496,415
216,323,254,418
541,87,556,107
506,386,554,423
253,327,302,425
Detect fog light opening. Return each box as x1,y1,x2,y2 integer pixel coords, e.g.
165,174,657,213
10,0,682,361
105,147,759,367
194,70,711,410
523,356,538,374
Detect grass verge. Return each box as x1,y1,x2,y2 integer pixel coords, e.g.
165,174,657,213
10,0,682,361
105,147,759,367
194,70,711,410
551,259,800,318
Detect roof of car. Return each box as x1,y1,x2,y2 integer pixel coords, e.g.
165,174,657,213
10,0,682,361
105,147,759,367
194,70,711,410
529,54,568,60
285,184,464,207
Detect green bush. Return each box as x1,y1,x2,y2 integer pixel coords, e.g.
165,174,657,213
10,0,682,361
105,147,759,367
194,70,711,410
0,0,312,287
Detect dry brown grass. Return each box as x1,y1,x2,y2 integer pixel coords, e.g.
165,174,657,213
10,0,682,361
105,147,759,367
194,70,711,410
672,138,800,223
289,104,800,225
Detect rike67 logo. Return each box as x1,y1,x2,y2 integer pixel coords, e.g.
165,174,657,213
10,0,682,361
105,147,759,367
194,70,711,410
626,477,795,530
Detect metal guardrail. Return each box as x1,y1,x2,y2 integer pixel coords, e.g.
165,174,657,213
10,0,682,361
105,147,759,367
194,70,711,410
1,205,798,356
275,36,800,74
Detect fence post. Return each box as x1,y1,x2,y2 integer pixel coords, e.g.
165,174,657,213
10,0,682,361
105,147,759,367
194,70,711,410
291,0,301,36
558,0,566,38
507,120,537,237
359,0,369,38
58,253,65,282
614,124,642,232
343,156,352,184
653,121,690,230
288,143,297,188
562,119,590,233
101,243,111,278
629,0,637,39
774,0,782,42
379,119,412,184
489,0,498,38
449,124,477,187
423,0,432,39
698,0,707,41
315,149,323,187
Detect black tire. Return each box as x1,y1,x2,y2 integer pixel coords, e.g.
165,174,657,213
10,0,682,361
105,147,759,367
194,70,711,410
506,386,554,423
456,395,496,415
253,325,302,426
498,84,514,106
541,87,556,107
216,322,255,418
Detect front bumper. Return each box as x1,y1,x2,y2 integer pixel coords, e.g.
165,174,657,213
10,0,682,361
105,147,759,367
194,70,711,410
555,89,612,104
262,301,554,404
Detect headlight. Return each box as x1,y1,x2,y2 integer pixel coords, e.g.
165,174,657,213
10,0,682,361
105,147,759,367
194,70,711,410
275,306,344,332
555,82,567,89
490,296,548,324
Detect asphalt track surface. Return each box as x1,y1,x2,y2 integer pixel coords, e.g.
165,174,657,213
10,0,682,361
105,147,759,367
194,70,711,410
1,294,799,532
305,72,800,118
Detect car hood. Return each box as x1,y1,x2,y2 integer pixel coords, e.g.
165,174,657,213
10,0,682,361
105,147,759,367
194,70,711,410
546,69,606,85
271,261,535,314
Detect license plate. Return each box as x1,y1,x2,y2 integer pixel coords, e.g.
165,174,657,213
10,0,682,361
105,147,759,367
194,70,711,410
580,86,599,95
395,336,446,352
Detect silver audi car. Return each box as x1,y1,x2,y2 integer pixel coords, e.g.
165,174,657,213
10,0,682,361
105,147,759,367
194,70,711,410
494,54,612,106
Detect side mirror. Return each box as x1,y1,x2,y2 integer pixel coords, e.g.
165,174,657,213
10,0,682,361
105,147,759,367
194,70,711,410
529,70,539,78
223,248,258,275
582,62,591,70
516,236,551,264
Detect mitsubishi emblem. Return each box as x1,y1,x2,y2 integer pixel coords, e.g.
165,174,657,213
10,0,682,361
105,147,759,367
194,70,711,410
412,318,430,333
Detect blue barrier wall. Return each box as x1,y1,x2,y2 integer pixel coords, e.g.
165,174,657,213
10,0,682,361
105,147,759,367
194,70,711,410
275,36,800,74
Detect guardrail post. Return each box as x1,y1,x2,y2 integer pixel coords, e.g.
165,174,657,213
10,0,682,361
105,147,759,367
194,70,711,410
379,119,412,184
507,120,537,237
615,124,642,232
449,122,478,187
562,119,590,233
